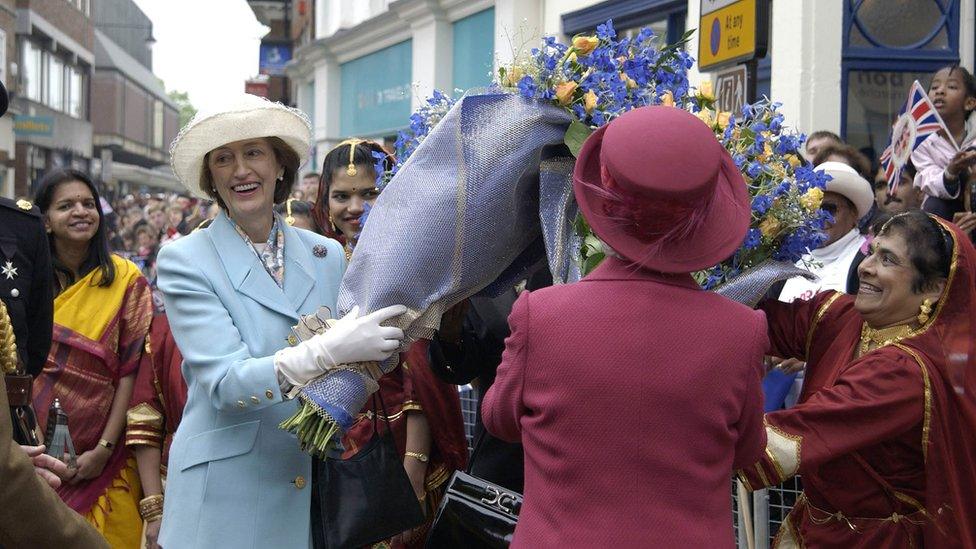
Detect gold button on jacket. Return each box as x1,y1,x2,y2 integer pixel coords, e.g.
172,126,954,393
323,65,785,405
294,476,306,489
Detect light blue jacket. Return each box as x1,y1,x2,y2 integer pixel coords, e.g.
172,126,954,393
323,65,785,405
156,212,345,548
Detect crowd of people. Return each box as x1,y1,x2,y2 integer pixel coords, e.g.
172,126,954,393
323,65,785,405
1,62,975,549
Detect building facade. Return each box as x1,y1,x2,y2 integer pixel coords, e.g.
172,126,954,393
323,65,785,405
286,0,975,177
91,18,180,193
14,0,94,197
247,0,293,104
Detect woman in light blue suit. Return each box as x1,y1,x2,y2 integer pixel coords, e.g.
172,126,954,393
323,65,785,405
157,94,405,548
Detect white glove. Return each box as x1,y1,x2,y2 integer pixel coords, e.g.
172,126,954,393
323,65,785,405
274,305,407,390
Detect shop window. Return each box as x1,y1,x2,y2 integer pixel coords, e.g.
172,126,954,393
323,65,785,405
842,0,959,166
452,8,494,94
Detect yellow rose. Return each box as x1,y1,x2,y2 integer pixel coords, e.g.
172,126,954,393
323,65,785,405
501,66,524,87
583,90,598,114
759,216,782,238
696,108,714,126
572,36,599,56
716,111,731,129
697,80,715,101
788,154,802,168
660,91,675,107
800,187,824,211
555,81,579,106
620,72,637,90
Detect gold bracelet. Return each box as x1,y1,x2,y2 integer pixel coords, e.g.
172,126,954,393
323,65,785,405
138,494,164,520
405,451,429,463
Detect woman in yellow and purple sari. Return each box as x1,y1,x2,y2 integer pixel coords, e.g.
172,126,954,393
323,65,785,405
32,168,152,548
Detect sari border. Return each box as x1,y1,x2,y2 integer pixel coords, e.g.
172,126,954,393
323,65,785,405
892,343,933,464
805,291,843,359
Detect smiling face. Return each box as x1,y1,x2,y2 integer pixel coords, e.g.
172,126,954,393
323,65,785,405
327,168,380,241
929,67,976,123
44,180,100,249
855,230,944,327
206,138,283,225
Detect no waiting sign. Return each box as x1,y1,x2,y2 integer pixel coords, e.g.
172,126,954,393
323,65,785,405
698,0,768,71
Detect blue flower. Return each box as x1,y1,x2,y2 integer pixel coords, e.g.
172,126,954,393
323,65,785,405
751,195,773,215
517,75,537,98
746,161,763,179
733,154,747,168
743,228,762,249
596,19,616,41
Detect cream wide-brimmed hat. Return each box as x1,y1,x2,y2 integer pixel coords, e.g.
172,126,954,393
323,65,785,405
170,94,312,199
814,161,875,219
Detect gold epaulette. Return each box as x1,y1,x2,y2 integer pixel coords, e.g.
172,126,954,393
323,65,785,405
0,300,19,374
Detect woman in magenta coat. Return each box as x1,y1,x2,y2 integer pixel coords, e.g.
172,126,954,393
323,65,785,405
483,106,769,548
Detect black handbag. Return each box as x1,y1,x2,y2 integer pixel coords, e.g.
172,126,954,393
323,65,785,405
424,471,522,548
311,392,425,549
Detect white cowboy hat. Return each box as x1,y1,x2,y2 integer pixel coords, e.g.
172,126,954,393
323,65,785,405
814,161,875,219
170,94,312,199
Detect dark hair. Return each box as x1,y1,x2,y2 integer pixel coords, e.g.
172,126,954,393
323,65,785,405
274,199,318,230
201,136,301,211
880,210,953,293
813,143,874,181
807,130,841,144
311,140,394,241
34,168,116,291
932,65,976,116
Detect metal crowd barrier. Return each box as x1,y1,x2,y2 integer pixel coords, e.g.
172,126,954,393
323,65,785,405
457,387,802,548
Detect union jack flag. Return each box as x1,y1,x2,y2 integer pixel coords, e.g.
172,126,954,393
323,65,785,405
879,80,949,194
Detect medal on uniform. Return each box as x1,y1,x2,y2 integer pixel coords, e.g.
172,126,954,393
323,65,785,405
1,260,16,280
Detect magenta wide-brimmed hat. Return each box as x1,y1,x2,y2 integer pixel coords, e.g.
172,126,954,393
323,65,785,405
573,106,750,273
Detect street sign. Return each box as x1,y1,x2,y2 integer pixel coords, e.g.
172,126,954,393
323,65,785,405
715,64,748,114
698,0,768,71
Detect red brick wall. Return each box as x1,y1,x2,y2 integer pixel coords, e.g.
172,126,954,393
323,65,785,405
18,0,94,52
122,80,149,143
91,71,123,135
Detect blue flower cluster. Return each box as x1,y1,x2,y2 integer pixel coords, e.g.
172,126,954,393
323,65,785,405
512,20,694,128
697,98,832,289
388,89,456,182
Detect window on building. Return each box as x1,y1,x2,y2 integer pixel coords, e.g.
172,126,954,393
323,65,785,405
22,40,42,103
842,0,959,167
562,0,687,50
153,100,164,149
47,55,64,111
67,67,84,118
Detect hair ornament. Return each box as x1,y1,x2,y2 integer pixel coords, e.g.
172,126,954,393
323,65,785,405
334,138,365,177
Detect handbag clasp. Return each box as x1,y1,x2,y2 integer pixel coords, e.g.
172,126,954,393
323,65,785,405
481,486,519,515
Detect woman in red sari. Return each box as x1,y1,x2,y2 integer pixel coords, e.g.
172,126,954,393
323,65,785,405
312,139,468,548
741,210,976,547
33,169,153,547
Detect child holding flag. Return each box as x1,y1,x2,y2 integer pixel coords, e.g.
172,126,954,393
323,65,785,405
912,65,976,234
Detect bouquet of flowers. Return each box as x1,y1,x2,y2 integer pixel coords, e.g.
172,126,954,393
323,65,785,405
493,19,830,285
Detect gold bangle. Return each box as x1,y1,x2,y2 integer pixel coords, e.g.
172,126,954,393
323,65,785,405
98,438,115,450
138,494,164,520
405,451,429,463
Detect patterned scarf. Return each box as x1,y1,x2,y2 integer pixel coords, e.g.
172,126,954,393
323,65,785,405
232,214,285,287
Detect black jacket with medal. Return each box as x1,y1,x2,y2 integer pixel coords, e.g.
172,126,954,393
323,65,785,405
0,196,53,377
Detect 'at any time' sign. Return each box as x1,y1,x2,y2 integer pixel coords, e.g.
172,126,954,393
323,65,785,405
698,0,767,71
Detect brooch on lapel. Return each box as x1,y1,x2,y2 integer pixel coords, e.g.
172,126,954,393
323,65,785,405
312,244,328,258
